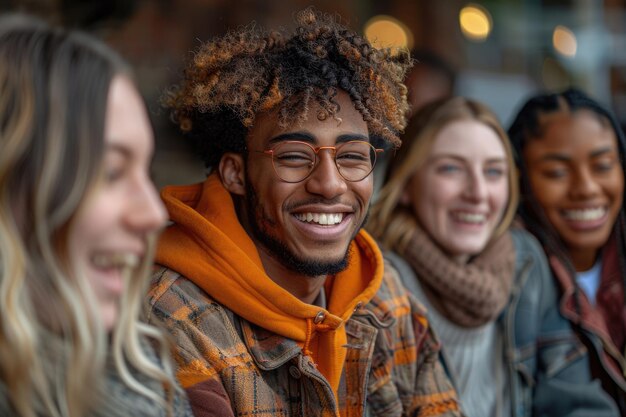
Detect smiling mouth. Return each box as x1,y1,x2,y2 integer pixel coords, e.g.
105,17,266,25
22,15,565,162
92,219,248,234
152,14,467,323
561,207,607,222
451,211,487,224
92,252,140,269
293,212,344,225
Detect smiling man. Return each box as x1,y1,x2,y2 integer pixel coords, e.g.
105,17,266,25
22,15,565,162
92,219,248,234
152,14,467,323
148,8,461,417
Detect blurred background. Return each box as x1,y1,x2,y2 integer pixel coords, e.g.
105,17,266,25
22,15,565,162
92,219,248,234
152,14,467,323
3,0,626,186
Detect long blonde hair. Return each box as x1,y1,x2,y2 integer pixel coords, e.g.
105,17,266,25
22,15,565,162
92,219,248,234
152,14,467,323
0,15,177,417
368,96,519,253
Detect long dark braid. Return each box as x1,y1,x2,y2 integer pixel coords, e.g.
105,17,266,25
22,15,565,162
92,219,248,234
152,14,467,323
508,88,626,317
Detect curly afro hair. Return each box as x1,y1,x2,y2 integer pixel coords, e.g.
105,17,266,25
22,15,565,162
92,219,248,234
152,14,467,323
164,7,412,169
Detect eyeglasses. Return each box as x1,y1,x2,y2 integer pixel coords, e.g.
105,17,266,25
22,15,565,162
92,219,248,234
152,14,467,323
257,140,383,183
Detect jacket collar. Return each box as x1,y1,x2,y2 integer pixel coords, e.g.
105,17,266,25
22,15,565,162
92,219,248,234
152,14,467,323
241,319,302,370
240,312,381,371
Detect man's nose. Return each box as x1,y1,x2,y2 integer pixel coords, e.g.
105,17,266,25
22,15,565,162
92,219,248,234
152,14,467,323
304,150,348,199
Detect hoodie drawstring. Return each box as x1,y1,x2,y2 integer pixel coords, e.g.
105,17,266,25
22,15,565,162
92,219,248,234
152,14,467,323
303,318,314,357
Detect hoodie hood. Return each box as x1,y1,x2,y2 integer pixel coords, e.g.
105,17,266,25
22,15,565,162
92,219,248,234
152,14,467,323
156,173,384,396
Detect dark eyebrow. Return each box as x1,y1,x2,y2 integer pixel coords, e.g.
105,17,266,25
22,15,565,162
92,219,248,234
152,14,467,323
268,132,370,146
337,133,370,144
268,132,315,145
539,153,570,163
539,146,616,163
590,146,615,158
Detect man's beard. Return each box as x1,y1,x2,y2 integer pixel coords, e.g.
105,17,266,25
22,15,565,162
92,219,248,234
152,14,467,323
244,181,365,277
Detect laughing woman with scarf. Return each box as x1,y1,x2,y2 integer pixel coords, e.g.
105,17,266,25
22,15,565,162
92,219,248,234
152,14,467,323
367,96,618,417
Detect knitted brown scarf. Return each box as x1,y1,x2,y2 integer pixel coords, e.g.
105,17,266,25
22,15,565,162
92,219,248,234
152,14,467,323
401,223,516,328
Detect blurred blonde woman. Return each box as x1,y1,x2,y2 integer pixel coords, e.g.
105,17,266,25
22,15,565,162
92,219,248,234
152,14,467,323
0,15,194,417
368,96,618,417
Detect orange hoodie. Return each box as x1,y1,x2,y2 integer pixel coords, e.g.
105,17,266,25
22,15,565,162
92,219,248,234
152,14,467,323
155,173,384,399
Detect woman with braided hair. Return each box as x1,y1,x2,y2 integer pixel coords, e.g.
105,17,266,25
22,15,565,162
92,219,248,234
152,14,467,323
508,88,626,413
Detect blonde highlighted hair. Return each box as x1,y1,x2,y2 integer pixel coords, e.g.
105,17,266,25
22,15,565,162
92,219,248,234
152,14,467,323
0,15,177,417
367,96,519,254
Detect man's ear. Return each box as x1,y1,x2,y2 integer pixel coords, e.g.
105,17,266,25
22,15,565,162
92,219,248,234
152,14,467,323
219,153,246,196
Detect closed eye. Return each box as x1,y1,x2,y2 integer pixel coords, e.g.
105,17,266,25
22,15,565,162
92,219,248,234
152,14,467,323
275,152,313,162
593,160,617,173
337,152,370,161
542,168,568,179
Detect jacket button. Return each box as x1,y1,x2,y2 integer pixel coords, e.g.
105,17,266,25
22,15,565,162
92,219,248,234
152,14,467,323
314,311,326,324
289,365,302,379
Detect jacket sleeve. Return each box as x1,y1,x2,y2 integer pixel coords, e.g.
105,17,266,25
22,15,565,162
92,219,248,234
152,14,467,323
407,293,466,417
147,269,237,417
379,258,464,417
515,232,619,416
185,378,235,417
149,306,237,417
147,305,237,417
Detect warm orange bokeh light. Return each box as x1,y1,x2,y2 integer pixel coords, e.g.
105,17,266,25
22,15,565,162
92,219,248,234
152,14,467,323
364,15,413,53
459,4,492,42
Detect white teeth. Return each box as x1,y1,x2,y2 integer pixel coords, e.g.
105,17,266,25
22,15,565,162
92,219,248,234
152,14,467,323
294,212,344,225
453,212,486,224
92,253,140,269
563,207,606,221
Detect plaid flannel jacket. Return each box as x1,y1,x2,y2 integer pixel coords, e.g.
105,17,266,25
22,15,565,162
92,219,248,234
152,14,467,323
147,259,462,417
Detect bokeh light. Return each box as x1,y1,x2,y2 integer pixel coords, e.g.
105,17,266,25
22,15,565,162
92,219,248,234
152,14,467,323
553,25,577,57
459,4,492,42
364,15,413,53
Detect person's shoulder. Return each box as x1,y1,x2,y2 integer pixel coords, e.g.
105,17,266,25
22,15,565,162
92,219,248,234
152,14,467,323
510,226,542,251
149,266,213,306
509,226,548,266
508,227,559,305
376,256,412,301
147,266,233,330
370,256,447,378
365,256,429,320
